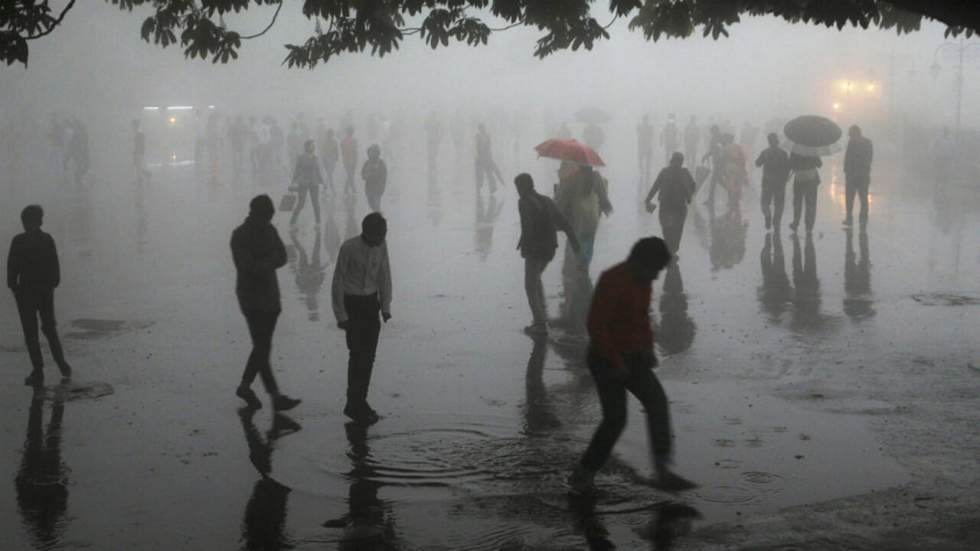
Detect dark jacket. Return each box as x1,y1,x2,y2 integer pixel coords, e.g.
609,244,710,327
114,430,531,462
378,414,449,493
647,166,695,212
517,192,574,260
230,217,288,312
755,146,790,185
844,136,873,180
362,158,387,188
292,153,324,187
7,229,60,292
790,153,822,184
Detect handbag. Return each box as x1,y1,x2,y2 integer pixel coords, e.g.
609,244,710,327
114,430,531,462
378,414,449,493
279,193,297,212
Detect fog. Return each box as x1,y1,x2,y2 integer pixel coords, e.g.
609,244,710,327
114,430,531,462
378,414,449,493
1,3,979,550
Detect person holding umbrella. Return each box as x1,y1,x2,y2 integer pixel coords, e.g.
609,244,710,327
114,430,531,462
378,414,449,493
783,116,842,234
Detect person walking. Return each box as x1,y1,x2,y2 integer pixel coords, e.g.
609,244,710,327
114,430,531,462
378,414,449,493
341,126,359,196
700,125,723,207
362,144,388,212
683,116,700,172
132,119,151,184
515,173,580,336
320,128,339,195
645,153,695,257
660,114,679,164
475,123,503,194
7,205,72,386
332,213,392,424
637,115,654,185
231,195,302,411
788,152,822,234
843,125,873,227
568,237,697,494
755,133,791,231
289,140,324,227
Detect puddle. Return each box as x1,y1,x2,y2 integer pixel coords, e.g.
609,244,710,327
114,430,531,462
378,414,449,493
39,381,114,402
910,293,980,306
64,319,153,340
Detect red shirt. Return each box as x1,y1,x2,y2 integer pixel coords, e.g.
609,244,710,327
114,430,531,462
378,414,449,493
587,262,654,370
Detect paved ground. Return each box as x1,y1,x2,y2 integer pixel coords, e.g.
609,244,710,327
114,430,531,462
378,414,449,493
0,146,977,549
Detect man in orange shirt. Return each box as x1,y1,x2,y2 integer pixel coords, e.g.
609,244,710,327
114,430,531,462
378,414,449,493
569,237,697,493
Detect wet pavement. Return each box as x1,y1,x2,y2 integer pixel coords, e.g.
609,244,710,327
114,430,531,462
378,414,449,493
1,148,978,549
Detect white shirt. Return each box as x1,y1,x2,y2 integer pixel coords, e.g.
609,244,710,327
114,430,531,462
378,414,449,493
331,236,392,322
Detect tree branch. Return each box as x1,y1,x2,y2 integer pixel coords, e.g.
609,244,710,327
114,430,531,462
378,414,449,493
24,0,77,41
239,0,283,40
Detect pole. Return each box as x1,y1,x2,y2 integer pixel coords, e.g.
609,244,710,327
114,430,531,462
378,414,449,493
955,38,964,142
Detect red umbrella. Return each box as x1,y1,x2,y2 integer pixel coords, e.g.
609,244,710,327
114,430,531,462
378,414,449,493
534,138,605,167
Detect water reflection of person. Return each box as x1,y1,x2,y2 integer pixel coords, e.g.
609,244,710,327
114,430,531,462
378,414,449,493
322,423,398,549
238,408,300,551
568,493,701,551
475,192,503,261
656,264,696,355
522,335,562,434
790,233,822,332
16,387,70,548
758,233,792,322
843,228,875,320
708,202,748,271
289,229,327,322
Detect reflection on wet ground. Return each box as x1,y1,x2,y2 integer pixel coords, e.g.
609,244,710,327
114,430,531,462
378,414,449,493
0,152,977,549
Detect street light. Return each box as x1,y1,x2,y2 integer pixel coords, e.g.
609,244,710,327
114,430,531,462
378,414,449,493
929,37,980,141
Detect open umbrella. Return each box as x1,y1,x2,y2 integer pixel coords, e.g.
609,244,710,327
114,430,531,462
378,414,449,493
534,138,605,167
574,107,612,125
783,115,842,157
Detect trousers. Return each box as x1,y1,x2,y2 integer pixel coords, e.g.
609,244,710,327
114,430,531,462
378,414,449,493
290,184,321,225
845,176,869,223
15,288,69,374
791,180,819,232
760,180,787,228
524,255,553,325
580,351,672,472
241,309,280,395
344,294,381,410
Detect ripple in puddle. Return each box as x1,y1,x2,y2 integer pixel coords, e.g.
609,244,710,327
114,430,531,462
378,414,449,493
741,471,783,485
693,484,761,504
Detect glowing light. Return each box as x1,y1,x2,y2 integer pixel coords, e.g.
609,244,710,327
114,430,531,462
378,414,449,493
833,102,842,112
171,153,177,161
142,106,160,111
168,116,177,124
166,105,194,111
207,105,216,109
866,83,876,93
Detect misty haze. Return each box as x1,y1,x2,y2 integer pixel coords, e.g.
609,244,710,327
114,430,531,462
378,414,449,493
1,2,978,549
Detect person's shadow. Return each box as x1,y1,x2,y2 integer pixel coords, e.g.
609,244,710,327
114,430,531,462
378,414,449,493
790,233,824,334
15,386,70,549
322,423,398,549
758,233,793,323
290,229,327,322
843,228,875,320
522,335,563,435
238,408,301,551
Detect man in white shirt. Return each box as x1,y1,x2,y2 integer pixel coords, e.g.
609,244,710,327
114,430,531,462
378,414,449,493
331,212,391,423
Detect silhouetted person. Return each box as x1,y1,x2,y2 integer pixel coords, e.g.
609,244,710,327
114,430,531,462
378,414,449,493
7,205,72,386
341,126,359,195
568,237,696,494
475,123,503,194
700,125,723,207
16,387,69,548
320,127,339,195
515,173,580,336
362,144,388,212
684,116,700,172
661,114,679,164
788,153,822,234
231,195,301,411
843,125,873,227
289,139,324,227
755,133,790,231
238,407,300,551
332,213,392,424
132,119,150,183
637,114,654,185
645,152,695,257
